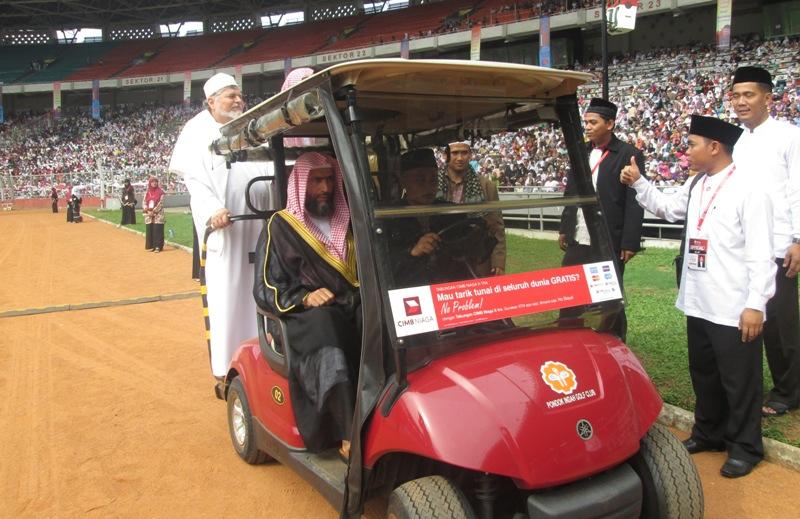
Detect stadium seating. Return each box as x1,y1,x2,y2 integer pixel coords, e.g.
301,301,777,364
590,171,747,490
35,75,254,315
320,0,477,51
216,15,369,67
0,1,597,82
0,42,119,85
120,30,262,76
66,40,165,81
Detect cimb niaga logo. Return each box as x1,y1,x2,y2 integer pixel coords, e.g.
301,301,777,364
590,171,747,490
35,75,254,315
403,297,422,316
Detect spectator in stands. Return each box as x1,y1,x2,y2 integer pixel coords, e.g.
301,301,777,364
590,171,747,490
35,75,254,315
120,179,137,225
559,98,645,341
168,73,275,382
143,176,165,252
731,66,800,418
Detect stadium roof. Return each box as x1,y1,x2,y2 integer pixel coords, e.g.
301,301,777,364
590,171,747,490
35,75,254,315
0,0,313,31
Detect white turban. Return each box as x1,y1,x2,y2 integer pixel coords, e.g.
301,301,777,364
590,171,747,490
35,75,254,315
203,73,238,98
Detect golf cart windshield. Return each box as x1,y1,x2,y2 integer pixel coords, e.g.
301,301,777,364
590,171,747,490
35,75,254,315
212,59,623,350
358,91,624,347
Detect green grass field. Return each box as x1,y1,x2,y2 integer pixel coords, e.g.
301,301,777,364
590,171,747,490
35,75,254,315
86,209,196,248
86,209,799,446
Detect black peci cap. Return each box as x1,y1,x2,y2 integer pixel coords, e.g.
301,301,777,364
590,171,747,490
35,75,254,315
732,66,773,88
689,115,743,148
585,98,618,119
400,148,437,172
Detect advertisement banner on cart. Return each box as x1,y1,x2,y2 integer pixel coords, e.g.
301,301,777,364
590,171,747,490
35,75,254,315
388,261,622,337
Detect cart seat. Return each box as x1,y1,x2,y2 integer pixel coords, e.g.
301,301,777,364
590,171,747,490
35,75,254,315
253,222,292,379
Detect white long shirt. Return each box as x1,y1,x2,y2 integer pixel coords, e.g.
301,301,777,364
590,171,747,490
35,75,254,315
574,147,604,245
169,109,275,377
733,116,800,258
630,163,776,327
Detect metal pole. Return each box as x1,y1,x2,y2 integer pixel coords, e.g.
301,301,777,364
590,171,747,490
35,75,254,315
600,1,609,100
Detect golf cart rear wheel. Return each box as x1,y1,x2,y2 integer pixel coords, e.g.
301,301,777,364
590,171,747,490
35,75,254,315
628,423,703,519
387,475,476,519
226,377,271,465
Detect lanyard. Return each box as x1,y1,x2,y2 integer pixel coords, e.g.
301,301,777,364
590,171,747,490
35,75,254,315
695,166,735,232
590,149,610,176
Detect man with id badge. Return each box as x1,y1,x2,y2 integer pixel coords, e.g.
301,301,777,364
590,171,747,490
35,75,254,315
621,115,776,479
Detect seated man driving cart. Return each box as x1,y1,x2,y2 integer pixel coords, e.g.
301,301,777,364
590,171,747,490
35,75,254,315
387,148,497,286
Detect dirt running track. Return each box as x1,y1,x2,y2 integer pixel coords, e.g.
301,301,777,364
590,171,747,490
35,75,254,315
1,210,798,518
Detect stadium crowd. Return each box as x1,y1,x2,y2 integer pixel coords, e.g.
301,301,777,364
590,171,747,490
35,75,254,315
1,35,798,198
472,34,800,190
0,104,192,198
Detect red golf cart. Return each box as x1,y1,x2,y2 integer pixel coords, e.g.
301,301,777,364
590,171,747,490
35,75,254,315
211,60,703,519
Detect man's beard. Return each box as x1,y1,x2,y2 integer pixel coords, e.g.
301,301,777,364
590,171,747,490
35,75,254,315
219,108,243,120
305,195,334,217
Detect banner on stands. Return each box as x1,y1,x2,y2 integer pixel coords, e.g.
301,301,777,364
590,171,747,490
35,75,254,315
91,80,100,120
470,25,481,61
539,16,551,67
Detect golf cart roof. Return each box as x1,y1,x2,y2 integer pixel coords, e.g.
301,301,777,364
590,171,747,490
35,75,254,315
219,59,593,140
321,59,592,99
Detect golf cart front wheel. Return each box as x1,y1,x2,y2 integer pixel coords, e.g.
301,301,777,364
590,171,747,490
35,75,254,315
226,377,272,465
628,422,704,519
387,475,476,519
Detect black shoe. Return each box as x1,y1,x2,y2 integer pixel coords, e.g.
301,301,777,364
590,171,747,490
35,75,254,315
682,437,725,454
720,457,756,478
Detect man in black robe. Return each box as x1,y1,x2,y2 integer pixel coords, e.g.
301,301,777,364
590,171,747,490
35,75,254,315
254,152,360,458
50,187,58,213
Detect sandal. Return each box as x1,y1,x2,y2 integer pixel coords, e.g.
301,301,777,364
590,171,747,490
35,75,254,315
762,401,790,417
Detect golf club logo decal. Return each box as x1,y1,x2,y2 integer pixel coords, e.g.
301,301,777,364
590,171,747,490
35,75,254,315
540,361,578,395
272,386,285,405
576,419,593,440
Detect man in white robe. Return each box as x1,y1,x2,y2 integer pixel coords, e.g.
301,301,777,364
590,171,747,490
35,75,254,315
169,73,275,379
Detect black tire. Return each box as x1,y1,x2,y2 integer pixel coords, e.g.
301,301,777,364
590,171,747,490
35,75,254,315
387,475,476,519
628,423,704,519
226,377,271,465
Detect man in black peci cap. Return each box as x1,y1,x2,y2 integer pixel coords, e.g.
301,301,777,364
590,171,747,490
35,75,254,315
559,97,645,341
621,114,776,479
731,65,800,418
386,149,496,286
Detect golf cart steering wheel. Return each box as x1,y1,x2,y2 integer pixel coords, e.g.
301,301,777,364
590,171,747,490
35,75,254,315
436,218,486,248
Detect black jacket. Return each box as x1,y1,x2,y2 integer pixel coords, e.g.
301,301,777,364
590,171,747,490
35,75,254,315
560,135,645,253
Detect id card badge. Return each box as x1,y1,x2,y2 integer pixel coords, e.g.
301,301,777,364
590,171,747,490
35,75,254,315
687,238,708,271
